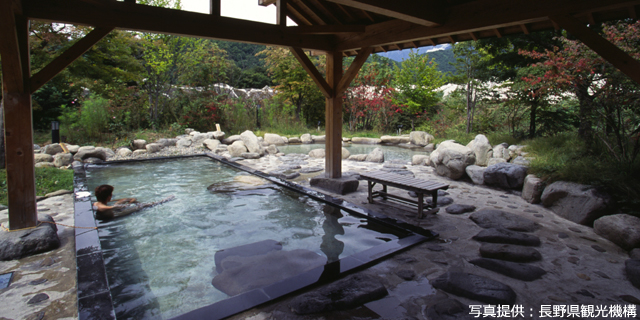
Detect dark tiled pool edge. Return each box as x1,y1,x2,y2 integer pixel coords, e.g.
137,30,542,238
74,154,438,320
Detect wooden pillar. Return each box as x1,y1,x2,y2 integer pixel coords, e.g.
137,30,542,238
325,51,343,179
1,14,37,230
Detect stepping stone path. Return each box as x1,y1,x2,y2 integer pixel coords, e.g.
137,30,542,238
472,228,541,246
479,243,542,262
445,204,476,214
432,272,517,305
469,209,539,232
469,258,547,281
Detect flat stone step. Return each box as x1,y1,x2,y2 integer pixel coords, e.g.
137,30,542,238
472,228,541,246
469,258,547,281
432,272,516,305
479,243,542,262
470,209,540,232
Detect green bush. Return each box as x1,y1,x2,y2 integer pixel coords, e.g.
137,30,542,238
0,167,74,206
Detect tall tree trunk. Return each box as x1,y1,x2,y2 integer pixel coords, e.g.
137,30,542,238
0,98,4,169
575,84,594,142
529,98,537,138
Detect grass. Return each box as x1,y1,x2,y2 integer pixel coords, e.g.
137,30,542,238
0,167,74,206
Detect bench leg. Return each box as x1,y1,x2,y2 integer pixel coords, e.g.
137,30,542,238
367,180,373,203
418,193,424,219
382,184,387,200
432,191,439,207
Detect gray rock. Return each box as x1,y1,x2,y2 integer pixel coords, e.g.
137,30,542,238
0,215,60,261
210,131,225,141
35,162,55,168
511,156,530,166
266,145,279,155
311,135,325,142
351,137,382,144
116,148,132,157
176,138,192,148
469,258,546,281
203,139,220,151
222,135,241,145
630,249,640,259
214,240,282,273
240,131,263,155
470,209,539,232
34,144,41,150
409,131,434,146
191,132,209,146
53,153,73,167
264,133,286,145
522,174,544,204
487,158,507,166
483,162,528,189
300,167,323,174
412,155,430,166
308,148,325,158
228,141,248,157
365,147,384,163
289,273,388,314
348,154,368,161
424,298,476,320
432,272,516,305
211,249,326,296
492,143,510,161
396,269,416,280
541,181,612,226
132,150,147,157
430,141,476,180
241,152,261,159
479,243,542,262
381,135,410,144
155,138,175,147
131,139,147,150
288,137,301,144
34,153,53,163
300,133,313,144
66,144,80,154
145,143,163,154
73,147,109,161
472,228,541,246
27,293,49,304
467,134,493,166
310,175,359,195
626,259,640,289
43,144,63,155
594,214,640,250
465,165,486,185
341,147,350,159
44,189,73,197
445,204,476,215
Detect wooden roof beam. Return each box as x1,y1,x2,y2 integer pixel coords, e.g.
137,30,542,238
520,24,530,34
337,47,373,94
550,14,640,85
325,0,445,27
290,47,333,98
469,31,478,40
210,0,220,16
287,24,366,34
0,0,25,93
410,41,419,48
277,0,287,26
22,0,334,51
493,28,503,38
629,5,638,18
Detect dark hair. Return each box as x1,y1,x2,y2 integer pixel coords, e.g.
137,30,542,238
95,185,114,203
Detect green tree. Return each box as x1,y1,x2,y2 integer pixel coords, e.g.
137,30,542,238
391,50,444,130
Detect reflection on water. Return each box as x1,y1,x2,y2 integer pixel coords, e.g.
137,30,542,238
86,157,408,319
278,143,428,161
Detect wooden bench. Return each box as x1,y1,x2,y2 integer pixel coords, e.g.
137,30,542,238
359,171,449,218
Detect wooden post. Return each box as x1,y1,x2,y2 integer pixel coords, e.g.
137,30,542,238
325,51,343,179
1,14,37,230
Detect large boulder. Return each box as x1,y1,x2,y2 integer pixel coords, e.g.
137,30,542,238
492,143,510,161
351,137,381,145
365,147,384,163
594,214,640,250
211,131,225,141
522,174,544,204
381,135,410,144
116,147,132,157
228,141,248,157
0,214,60,261
409,131,433,146
341,147,350,159
66,144,80,154
541,181,612,226
53,153,74,167
467,134,493,166
465,165,486,185
264,133,286,146
483,162,528,190
191,132,209,147
430,140,476,180
176,138,192,148
222,135,241,145
266,145,280,155
300,133,313,144
34,153,53,164
156,138,177,147
74,146,110,161
288,137,301,144
412,155,430,166
311,135,326,142
131,139,147,150
145,143,163,154
309,149,325,158
240,130,263,155
348,154,367,161
43,144,64,155
203,139,220,151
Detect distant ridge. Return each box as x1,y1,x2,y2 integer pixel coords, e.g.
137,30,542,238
376,44,455,75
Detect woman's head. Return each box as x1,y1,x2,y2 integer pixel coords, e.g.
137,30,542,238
95,185,114,203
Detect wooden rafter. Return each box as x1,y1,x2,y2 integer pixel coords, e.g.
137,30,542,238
306,0,342,24
493,28,503,38
289,47,333,98
337,46,373,94
30,27,114,93
410,41,419,48
210,0,220,16
325,0,445,26
22,0,334,51
286,24,365,34
550,14,640,85
629,5,638,18
520,24,530,34
286,4,312,25
292,0,328,25
448,35,456,43
277,0,287,26
469,32,478,41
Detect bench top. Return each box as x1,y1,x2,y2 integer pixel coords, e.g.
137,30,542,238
360,171,449,192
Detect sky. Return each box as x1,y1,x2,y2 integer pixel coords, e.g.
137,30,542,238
181,0,284,24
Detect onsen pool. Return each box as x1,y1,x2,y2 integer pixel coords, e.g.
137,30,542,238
73,155,433,320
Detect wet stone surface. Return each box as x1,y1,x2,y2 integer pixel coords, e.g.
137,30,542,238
395,269,416,281
558,232,569,239
469,258,547,281
472,228,541,246
27,293,49,304
592,245,606,253
445,204,476,215
470,209,540,232
432,272,517,305
479,243,542,262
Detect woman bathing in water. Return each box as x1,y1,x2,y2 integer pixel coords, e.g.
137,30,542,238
93,184,175,220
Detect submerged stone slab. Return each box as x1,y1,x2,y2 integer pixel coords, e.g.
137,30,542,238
310,175,359,195
432,272,516,305
470,209,539,232
0,215,60,261
445,204,476,215
472,228,541,246
289,273,388,314
211,249,326,296
469,258,547,281
214,239,282,273
626,259,640,289
424,298,476,320
479,243,542,262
